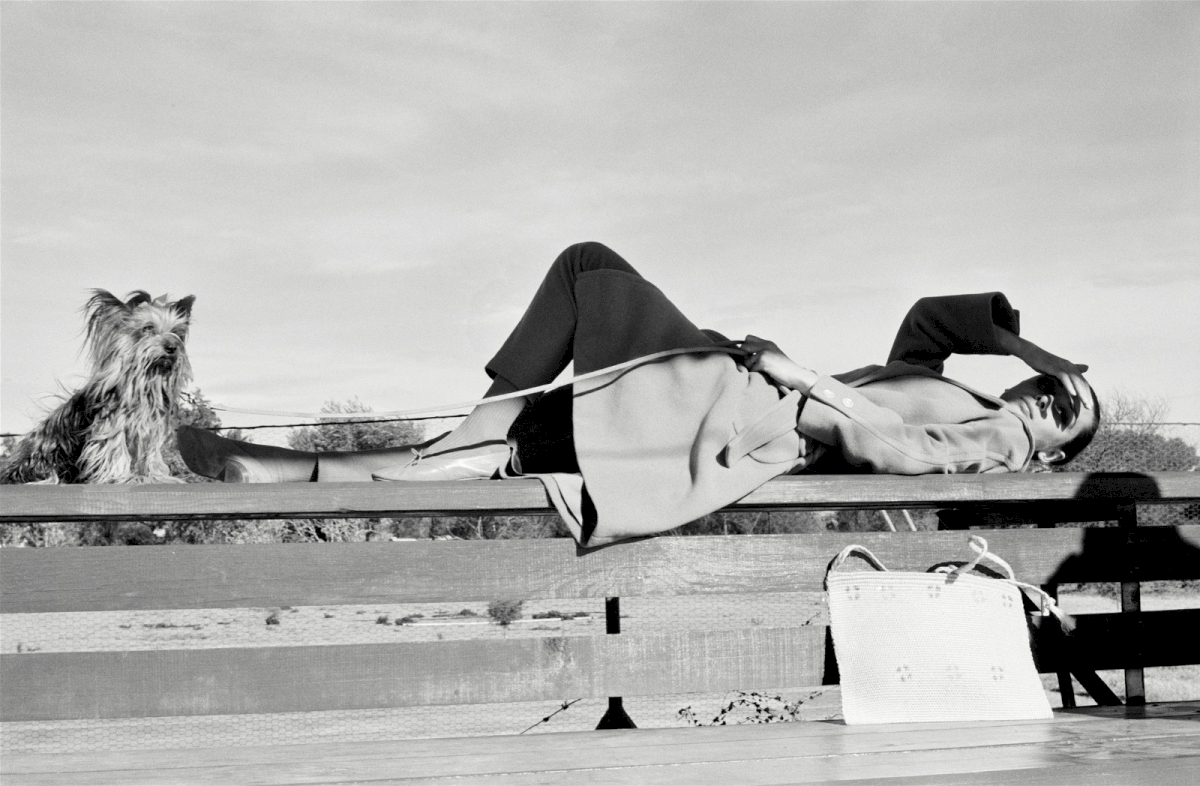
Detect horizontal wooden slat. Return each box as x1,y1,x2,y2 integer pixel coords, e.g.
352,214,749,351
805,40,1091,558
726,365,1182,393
3,609,1195,722
7,707,1192,775
740,472,1200,510
0,626,825,721
1,472,1196,523
3,527,1197,613
1032,608,1200,672
5,707,1199,784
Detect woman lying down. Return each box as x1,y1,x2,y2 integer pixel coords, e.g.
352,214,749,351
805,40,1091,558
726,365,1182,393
180,242,1099,548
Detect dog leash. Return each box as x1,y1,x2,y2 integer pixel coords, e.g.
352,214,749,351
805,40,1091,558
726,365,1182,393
210,341,754,420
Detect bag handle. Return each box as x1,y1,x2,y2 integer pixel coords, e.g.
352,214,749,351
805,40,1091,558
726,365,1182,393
822,545,888,590
824,536,1075,633
934,535,1016,582
934,536,1076,634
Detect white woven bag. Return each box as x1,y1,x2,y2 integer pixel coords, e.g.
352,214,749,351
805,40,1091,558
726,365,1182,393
826,536,1068,725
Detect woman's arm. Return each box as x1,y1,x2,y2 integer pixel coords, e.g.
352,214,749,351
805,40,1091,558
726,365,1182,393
890,293,1091,411
796,375,1031,474
887,293,1020,373
994,326,1092,409
740,335,820,393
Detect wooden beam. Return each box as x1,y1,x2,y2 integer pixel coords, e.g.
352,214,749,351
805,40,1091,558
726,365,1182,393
4,608,1194,722
3,527,1196,613
3,703,1199,784
2,526,1195,613
0,627,825,721
1,472,1196,523
1032,608,1200,673
740,472,1200,510
2,708,1177,774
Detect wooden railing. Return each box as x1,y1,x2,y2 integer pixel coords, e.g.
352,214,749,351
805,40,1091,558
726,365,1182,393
2,472,1198,732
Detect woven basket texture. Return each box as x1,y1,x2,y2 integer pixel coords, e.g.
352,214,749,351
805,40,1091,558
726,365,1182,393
827,570,1053,724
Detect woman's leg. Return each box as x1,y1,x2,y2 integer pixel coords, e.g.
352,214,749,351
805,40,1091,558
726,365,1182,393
432,241,643,452
372,243,643,480
176,425,442,483
485,241,643,391
177,426,319,482
180,243,643,483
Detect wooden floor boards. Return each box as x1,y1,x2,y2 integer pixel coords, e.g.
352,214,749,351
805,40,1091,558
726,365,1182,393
4,701,1198,785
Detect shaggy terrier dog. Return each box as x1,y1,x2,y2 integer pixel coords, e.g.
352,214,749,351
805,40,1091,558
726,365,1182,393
1,290,195,484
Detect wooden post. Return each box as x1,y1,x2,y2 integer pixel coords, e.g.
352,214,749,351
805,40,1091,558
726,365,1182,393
1117,503,1146,706
1029,518,1075,709
1042,582,1076,709
595,596,637,729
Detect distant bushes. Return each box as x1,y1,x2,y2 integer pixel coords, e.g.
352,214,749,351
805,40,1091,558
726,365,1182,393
487,600,524,626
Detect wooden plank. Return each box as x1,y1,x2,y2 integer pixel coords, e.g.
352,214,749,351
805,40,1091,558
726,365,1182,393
4,708,1199,785
741,472,1200,510
322,731,1200,785
5,706,1195,776
1060,701,1200,720
0,626,825,721
1032,608,1200,672
835,760,1200,785
4,527,1197,612
0,479,551,522
1,472,1196,523
4,606,1194,723
0,711,1113,774
7,755,1199,786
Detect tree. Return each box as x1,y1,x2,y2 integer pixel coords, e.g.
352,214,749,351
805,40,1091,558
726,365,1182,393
1058,392,1198,474
287,397,424,453
282,399,428,542
1056,391,1198,528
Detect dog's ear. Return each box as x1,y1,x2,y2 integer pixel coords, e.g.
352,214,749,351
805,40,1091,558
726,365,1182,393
84,289,128,326
85,289,123,311
172,295,196,321
83,290,132,359
124,291,153,309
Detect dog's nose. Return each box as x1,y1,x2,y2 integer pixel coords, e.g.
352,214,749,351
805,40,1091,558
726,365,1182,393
164,344,177,355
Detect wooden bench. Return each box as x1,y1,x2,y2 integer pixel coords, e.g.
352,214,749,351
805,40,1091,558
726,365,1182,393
2,471,1199,784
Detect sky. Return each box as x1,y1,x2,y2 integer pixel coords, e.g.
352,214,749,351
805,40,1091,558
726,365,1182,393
3,1,1198,445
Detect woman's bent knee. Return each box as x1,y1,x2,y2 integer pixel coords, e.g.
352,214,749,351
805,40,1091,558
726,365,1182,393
559,241,640,277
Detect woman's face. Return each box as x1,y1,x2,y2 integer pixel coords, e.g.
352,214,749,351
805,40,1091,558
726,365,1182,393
1000,374,1097,462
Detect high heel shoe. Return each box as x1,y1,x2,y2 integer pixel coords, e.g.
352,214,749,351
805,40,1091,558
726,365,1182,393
371,448,510,482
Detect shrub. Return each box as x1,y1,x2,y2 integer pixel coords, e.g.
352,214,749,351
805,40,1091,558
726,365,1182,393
487,600,524,626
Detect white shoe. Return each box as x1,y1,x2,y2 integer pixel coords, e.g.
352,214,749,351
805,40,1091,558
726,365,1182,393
371,448,510,482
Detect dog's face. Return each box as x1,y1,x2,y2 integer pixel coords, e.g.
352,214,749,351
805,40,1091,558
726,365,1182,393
84,290,195,379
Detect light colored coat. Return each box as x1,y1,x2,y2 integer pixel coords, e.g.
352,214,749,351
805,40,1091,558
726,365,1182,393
523,271,1034,547
801,291,1034,476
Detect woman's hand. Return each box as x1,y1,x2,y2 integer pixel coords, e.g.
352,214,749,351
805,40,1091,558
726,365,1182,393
995,327,1092,410
741,335,819,393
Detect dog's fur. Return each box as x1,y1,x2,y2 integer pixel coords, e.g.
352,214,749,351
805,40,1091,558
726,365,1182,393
0,290,195,484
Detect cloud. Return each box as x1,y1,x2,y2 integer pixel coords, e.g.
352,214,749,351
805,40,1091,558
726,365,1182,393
7,216,121,249
4,2,1198,433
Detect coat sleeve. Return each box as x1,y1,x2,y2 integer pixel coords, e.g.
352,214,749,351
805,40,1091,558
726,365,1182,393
797,376,1032,474
887,293,1020,373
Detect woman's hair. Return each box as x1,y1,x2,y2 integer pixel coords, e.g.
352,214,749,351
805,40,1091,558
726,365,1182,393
1044,386,1102,467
